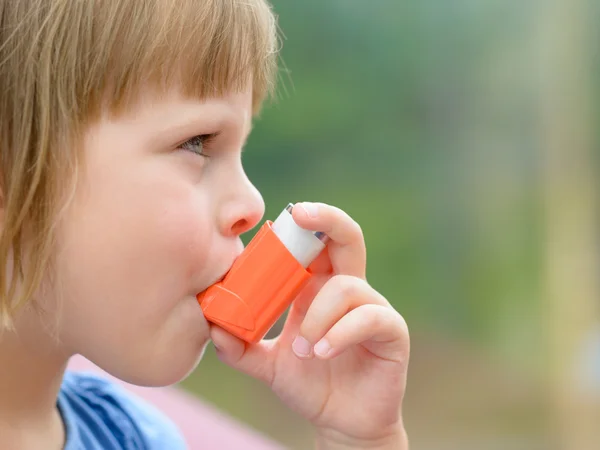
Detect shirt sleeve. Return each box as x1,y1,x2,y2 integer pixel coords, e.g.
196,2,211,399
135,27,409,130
60,371,188,450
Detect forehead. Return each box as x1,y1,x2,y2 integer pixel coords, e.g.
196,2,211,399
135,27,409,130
126,85,253,125
92,85,254,145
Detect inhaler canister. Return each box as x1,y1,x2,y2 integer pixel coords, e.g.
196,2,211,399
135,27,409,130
197,203,329,343
272,203,329,266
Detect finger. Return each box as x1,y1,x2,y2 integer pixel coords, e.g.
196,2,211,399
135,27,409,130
209,325,276,385
313,304,409,363
288,272,331,320
281,252,333,339
280,275,327,341
307,246,333,275
292,202,366,279
291,275,389,358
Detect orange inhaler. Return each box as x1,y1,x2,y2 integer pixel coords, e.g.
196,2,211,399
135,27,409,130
196,203,329,344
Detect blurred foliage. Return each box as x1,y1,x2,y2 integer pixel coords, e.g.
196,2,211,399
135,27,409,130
243,0,543,355
179,1,600,448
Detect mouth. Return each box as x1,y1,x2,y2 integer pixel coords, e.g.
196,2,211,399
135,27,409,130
196,242,244,299
196,260,236,298
210,270,228,286
199,272,226,295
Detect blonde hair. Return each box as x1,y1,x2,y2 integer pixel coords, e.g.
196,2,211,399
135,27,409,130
0,0,279,329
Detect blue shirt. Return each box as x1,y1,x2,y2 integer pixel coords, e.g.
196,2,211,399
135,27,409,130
57,371,188,450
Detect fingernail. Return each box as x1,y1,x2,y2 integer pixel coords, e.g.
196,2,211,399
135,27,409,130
299,202,318,218
292,335,312,358
314,339,331,358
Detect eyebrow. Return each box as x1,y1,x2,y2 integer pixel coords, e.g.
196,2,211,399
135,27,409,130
153,108,253,149
158,113,232,137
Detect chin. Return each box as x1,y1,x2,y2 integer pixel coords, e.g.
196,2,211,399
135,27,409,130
114,336,211,387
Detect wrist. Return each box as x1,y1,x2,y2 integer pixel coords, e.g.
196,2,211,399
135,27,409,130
315,422,408,450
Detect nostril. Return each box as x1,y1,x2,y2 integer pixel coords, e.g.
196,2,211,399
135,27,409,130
230,218,249,236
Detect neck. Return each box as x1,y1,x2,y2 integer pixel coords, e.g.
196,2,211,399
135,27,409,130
0,309,71,450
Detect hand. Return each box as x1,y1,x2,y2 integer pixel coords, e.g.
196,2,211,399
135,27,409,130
210,202,410,448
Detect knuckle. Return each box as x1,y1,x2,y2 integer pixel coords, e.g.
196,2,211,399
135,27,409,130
388,309,410,348
376,304,393,325
349,219,363,240
331,205,362,235
331,274,364,299
362,304,384,327
388,303,409,337
397,313,410,341
367,304,410,342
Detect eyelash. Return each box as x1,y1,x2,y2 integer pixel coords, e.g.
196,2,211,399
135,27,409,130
177,133,219,157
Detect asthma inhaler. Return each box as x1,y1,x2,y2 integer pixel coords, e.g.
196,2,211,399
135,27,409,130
196,203,329,343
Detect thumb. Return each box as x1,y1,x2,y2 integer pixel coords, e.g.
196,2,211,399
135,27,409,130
209,325,276,385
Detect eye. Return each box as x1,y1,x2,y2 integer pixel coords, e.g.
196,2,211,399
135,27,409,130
177,133,218,157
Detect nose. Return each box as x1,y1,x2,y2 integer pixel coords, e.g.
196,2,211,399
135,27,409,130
218,173,265,237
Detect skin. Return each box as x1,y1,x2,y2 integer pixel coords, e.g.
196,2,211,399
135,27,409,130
213,203,410,449
0,86,409,450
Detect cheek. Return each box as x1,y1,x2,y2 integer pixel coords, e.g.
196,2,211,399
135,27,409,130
62,181,210,308
53,172,214,382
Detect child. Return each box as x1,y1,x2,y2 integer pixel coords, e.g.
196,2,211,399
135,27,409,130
0,0,410,449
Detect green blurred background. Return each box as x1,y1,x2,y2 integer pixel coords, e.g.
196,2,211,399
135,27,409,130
179,1,600,448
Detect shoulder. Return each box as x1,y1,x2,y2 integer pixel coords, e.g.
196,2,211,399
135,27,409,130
59,371,188,450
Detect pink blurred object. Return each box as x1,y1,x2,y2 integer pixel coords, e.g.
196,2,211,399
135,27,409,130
67,354,285,449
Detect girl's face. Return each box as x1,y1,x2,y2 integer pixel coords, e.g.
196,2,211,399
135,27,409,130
51,87,264,386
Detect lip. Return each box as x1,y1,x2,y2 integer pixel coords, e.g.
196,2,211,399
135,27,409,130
196,257,239,298
210,269,229,286
196,241,245,298
199,270,228,294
